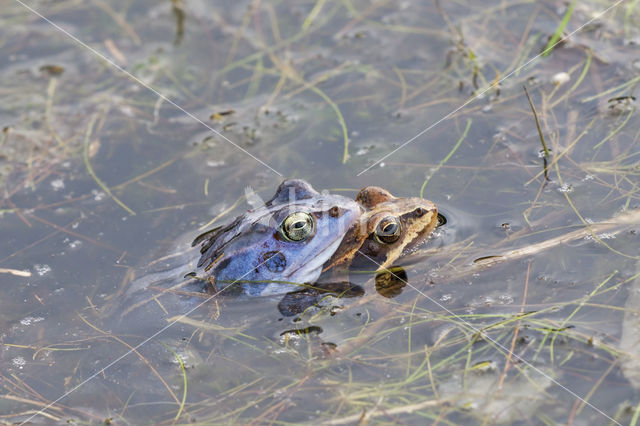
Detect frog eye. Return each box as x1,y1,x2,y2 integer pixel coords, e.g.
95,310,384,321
280,212,315,241
374,216,402,244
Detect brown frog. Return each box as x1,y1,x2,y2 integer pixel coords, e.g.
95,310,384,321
324,186,439,272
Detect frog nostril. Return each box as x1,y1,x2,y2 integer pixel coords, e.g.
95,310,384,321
329,206,340,217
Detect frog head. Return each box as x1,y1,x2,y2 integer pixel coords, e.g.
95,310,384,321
324,186,438,272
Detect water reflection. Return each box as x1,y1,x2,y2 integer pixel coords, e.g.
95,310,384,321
374,267,408,298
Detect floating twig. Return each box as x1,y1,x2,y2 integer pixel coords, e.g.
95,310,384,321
523,86,550,157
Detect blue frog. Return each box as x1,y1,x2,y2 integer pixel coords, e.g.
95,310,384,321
190,179,363,296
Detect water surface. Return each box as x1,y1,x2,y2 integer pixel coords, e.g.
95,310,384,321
1,0,639,424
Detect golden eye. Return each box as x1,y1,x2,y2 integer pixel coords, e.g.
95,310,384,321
374,216,401,244
280,212,315,241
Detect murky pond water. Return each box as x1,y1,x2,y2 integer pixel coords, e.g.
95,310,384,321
1,0,639,424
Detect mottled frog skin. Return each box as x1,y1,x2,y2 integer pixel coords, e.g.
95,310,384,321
191,179,363,296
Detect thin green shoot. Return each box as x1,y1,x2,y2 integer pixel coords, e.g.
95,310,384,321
542,0,576,57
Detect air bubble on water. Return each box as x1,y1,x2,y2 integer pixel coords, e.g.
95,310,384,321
119,105,135,117
50,179,65,191
20,316,44,326
69,240,82,248
557,183,573,193
356,145,375,156
34,264,51,276
424,168,435,179
12,357,26,369
583,174,594,181
498,294,514,304
171,350,192,367
92,189,105,201
440,294,452,303
206,160,225,168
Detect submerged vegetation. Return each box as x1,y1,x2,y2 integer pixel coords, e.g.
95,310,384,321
0,0,639,424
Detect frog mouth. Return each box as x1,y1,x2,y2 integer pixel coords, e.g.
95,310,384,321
284,234,346,282
256,235,346,297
